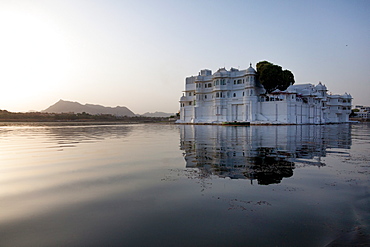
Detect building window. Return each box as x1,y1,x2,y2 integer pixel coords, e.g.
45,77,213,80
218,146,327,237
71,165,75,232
243,92,245,96
216,92,219,98
233,93,236,97
205,95,207,99
216,106,222,115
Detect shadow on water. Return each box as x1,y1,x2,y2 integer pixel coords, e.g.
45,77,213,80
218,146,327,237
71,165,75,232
179,124,352,185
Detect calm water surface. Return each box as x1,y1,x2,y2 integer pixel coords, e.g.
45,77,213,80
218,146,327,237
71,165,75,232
0,123,369,246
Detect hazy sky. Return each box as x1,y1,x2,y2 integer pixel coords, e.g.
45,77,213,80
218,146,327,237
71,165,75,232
0,0,369,114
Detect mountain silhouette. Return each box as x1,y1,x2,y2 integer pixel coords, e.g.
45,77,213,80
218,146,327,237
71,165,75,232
141,111,174,117
43,100,135,116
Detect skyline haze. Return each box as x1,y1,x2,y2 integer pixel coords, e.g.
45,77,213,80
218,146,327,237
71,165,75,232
0,0,369,114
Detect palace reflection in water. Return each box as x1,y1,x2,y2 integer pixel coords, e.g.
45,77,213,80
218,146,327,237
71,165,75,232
179,124,352,185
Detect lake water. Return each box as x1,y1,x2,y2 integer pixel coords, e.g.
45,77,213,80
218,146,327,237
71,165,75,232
0,123,369,247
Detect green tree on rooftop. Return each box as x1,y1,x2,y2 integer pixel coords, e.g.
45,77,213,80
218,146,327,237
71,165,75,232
256,61,295,93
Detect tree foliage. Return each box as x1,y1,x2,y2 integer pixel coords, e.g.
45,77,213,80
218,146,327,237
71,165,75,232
256,61,295,93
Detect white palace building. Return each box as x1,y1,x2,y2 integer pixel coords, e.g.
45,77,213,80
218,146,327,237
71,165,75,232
177,64,352,124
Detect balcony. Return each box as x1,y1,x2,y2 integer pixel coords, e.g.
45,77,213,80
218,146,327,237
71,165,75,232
212,85,229,92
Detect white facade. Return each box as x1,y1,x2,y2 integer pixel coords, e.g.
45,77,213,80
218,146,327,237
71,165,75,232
177,65,352,124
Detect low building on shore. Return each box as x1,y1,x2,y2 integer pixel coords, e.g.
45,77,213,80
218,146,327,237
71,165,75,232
352,105,370,120
177,64,352,125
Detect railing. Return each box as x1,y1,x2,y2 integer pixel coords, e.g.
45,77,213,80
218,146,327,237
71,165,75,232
213,84,228,91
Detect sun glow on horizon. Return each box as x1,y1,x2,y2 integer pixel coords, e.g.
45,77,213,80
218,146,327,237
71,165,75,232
0,10,71,110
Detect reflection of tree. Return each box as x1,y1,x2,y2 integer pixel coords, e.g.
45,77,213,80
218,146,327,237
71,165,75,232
182,142,295,185
185,146,295,185
247,148,295,185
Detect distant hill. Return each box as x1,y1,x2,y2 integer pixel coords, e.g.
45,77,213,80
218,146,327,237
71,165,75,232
141,111,175,117
43,100,135,116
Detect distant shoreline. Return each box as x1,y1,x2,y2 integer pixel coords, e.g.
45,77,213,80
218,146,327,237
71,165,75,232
0,119,176,125
0,110,177,123
0,121,177,127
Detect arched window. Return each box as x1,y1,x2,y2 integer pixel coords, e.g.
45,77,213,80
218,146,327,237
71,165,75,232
233,93,236,97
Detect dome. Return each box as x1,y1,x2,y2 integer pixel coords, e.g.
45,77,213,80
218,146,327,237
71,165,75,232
286,85,297,93
213,67,228,78
343,93,352,99
315,82,327,91
213,71,221,78
246,64,256,75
